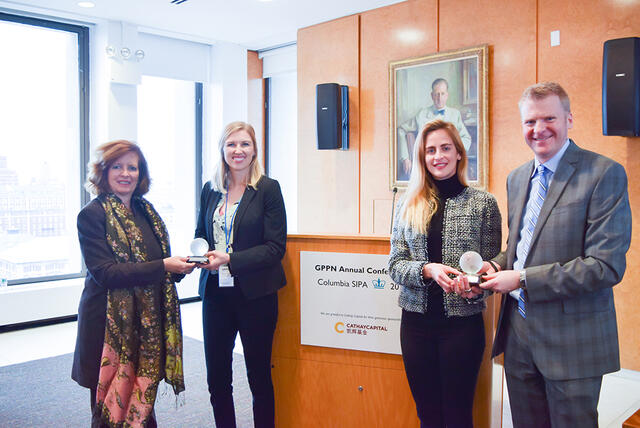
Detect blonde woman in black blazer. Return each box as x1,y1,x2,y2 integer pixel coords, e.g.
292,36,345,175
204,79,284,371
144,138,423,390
195,121,286,428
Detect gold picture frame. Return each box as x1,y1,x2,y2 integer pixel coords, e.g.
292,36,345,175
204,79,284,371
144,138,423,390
389,44,489,189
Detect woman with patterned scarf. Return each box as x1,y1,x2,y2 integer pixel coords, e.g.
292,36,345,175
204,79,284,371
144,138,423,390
72,140,196,427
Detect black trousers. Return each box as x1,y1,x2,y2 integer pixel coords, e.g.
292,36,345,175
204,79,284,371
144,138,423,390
400,310,485,428
202,285,278,428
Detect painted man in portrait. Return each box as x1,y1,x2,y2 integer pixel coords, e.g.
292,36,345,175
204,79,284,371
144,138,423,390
397,78,472,180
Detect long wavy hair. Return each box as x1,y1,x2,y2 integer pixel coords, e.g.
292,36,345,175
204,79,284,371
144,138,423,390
212,121,264,192
399,120,468,233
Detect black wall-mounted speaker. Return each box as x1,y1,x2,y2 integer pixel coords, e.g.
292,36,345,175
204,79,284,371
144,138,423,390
602,37,640,136
316,83,349,150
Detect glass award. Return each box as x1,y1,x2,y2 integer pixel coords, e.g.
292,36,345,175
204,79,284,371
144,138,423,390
459,251,484,286
187,238,209,264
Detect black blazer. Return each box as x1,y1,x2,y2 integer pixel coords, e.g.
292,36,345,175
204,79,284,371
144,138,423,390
72,197,167,388
195,176,287,299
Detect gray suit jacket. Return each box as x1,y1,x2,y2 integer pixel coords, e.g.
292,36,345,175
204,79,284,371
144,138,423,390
491,140,632,380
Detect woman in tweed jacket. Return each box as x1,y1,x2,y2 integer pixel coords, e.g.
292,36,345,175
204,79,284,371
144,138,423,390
389,120,501,428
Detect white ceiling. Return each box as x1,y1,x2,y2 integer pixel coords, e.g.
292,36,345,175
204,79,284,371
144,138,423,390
0,0,406,50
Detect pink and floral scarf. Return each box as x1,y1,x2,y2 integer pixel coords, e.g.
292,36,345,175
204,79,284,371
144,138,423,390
93,194,184,428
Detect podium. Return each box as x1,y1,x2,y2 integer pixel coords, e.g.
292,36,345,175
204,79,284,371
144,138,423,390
271,234,501,427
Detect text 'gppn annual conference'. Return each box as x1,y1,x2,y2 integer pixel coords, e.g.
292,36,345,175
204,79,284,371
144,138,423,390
314,265,389,275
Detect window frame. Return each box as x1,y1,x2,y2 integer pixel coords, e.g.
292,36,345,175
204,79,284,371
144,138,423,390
264,76,271,175
195,82,203,218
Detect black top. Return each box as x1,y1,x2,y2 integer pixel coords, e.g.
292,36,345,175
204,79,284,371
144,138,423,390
133,204,163,263
426,175,465,319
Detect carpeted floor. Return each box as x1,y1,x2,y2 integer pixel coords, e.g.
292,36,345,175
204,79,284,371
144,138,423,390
0,336,253,427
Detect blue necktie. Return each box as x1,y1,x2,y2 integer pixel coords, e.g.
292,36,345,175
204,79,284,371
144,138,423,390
516,165,549,318
436,109,445,115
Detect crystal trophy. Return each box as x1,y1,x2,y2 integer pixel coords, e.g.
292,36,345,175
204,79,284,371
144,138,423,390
187,238,209,264
459,251,484,286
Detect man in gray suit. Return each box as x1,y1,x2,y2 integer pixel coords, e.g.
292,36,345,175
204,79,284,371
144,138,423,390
479,82,632,428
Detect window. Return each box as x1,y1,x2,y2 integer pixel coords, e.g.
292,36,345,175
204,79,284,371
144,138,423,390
262,45,297,232
0,13,89,285
136,76,202,283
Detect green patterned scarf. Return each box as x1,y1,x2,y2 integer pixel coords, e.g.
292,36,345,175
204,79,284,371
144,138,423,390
93,194,184,428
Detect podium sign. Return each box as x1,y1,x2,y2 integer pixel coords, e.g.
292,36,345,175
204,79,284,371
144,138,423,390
300,251,402,355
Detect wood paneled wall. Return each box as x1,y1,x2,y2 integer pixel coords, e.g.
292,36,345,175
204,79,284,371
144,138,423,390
247,51,265,165
297,16,360,234
296,0,640,370
273,235,499,427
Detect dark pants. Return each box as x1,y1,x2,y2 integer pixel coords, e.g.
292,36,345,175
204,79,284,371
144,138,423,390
400,310,485,428
504,305,602,428
203,286,278,428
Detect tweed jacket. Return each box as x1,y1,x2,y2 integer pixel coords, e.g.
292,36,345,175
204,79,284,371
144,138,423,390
389,187,502,316
491,141,632,380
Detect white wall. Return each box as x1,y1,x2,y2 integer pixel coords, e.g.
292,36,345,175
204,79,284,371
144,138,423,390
139,32,211,82
210,41,248,131
203,41,249,182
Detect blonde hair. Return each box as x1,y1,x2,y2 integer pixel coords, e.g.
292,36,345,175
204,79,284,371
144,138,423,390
519,81,571,113
212,121,264,192
400,120,468,233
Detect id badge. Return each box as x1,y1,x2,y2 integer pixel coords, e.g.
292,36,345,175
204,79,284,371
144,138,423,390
219,264,234,287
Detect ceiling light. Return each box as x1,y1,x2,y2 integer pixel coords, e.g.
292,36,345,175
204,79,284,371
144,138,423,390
77,1,95,7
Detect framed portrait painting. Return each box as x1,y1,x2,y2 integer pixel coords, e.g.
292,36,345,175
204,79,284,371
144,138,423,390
389,45,489,189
